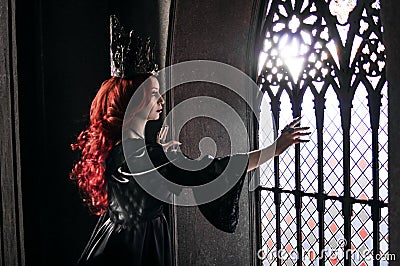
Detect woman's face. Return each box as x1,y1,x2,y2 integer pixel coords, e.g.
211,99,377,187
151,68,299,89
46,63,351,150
146,77,165,121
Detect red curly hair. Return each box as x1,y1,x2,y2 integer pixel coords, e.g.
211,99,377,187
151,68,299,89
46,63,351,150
70,75,153,215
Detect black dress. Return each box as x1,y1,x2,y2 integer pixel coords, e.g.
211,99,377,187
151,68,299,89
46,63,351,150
77,138,249,266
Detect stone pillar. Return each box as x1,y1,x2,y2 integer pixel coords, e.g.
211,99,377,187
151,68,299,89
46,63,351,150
0,0,25,265
381,0,400,259
167,0,261,265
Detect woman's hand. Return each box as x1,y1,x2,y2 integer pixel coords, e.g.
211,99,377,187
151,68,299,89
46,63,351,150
156,125,181,152
247,116,311,172
274,116,311,156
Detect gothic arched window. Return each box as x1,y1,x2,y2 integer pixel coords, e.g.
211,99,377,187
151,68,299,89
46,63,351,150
256,0,388,265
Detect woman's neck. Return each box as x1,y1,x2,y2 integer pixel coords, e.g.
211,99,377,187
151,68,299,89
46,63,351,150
126,117,147,139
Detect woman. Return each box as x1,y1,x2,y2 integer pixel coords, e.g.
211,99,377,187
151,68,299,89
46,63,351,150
71,16,310,266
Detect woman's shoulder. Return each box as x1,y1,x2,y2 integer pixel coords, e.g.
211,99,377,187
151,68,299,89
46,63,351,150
104,139,141,173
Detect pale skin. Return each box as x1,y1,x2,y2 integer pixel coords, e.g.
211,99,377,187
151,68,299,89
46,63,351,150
126,76,311,173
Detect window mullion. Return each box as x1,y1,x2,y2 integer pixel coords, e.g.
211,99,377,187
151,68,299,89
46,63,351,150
272,97,282,266
339,93,353,266
315,91,326,265
369,90,382,266
292,87,303,266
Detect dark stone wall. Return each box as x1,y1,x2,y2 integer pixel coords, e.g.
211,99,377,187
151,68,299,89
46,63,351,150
168,0,260,265
0,0,24,265
381,0,400,260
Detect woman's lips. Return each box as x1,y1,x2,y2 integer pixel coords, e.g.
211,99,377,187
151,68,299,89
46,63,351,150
157,109,163,113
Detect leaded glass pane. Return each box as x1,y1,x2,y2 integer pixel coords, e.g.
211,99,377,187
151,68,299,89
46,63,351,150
323,87,343,197
351,204,373,265
279,90,295,190
350,85,373,199
301,197,318,265
260,190,277,266
300,89,318,193
379,208,389,265
280,193,297,265
324,200,344,266
259,92,275,188
379,85,388,203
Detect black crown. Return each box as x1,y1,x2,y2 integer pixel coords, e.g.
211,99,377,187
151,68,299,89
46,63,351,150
110,15,158,78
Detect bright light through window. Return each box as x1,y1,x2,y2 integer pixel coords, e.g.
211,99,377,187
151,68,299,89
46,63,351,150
256,0,388,265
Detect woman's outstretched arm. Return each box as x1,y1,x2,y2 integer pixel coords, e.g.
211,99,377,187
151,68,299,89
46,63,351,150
156,117,311,174
247,117,311,172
